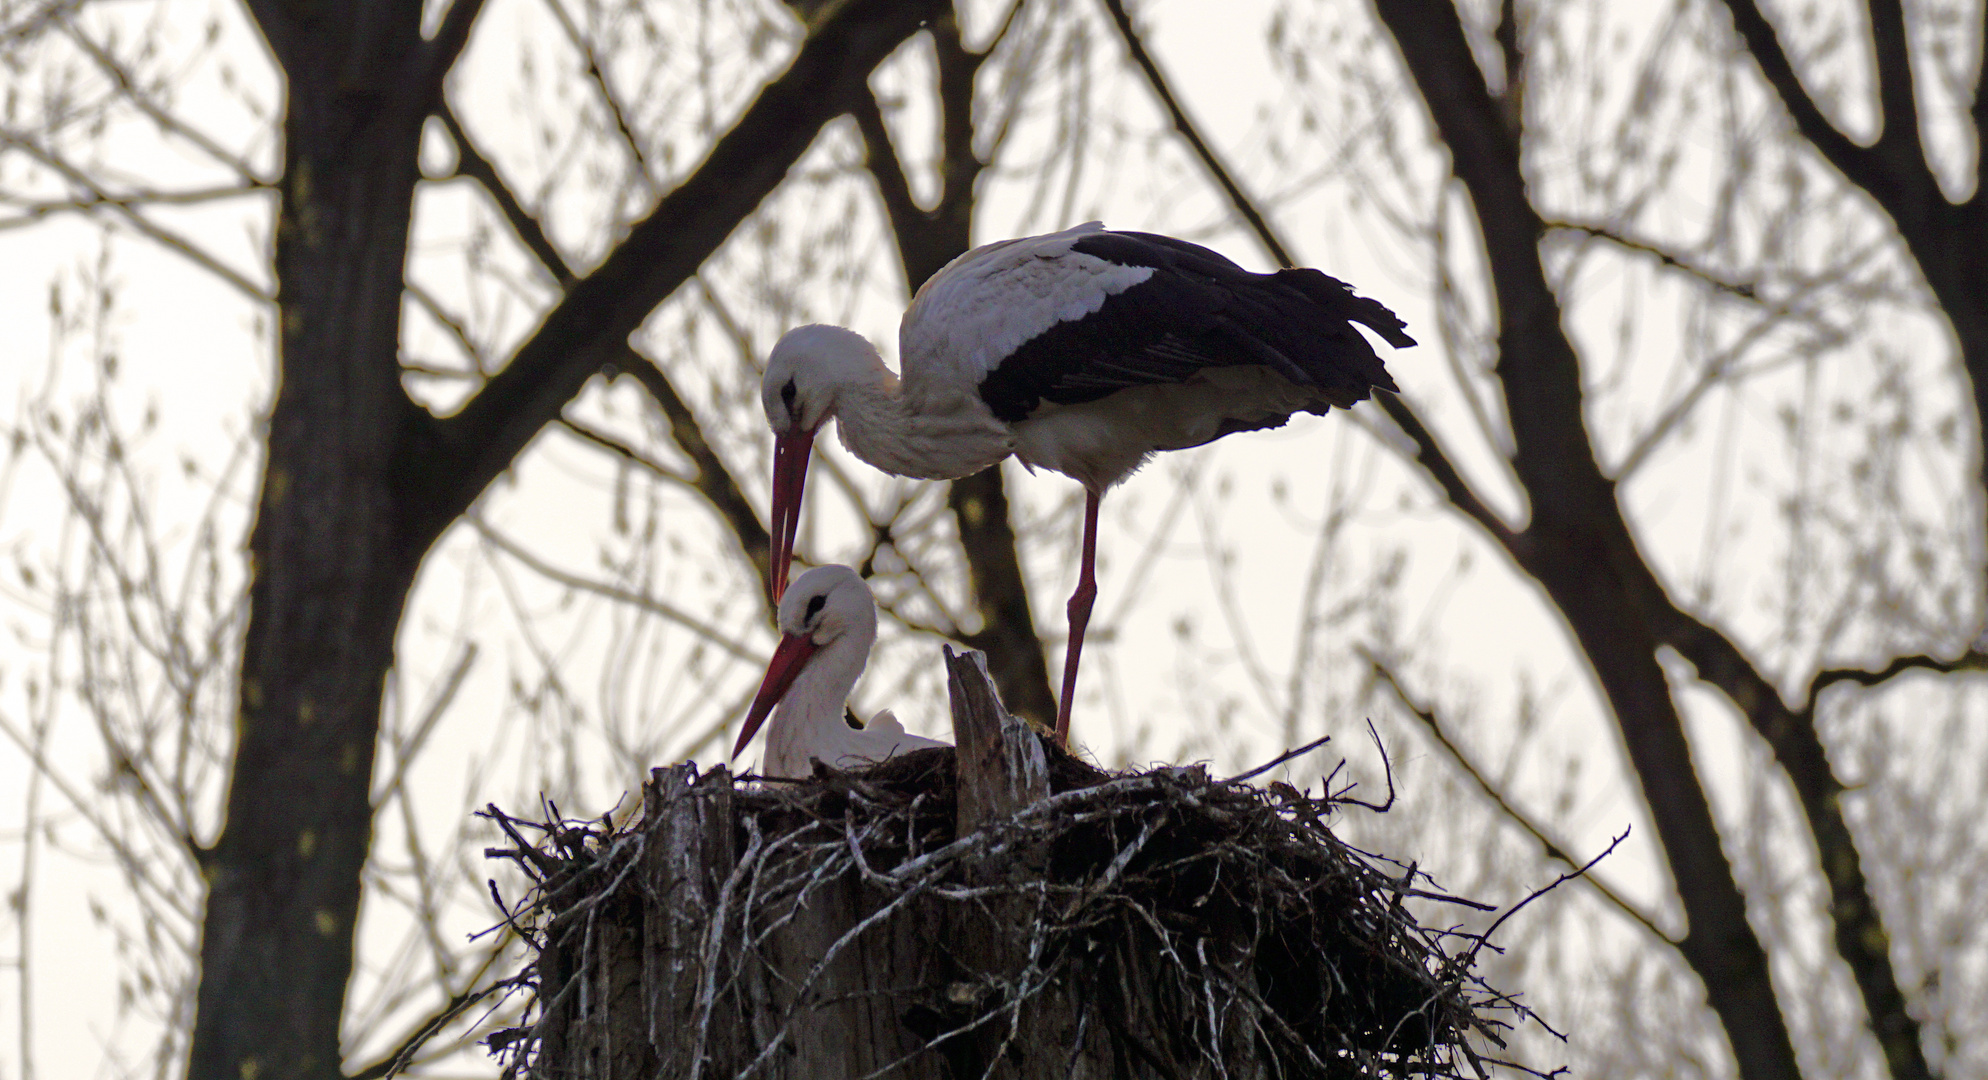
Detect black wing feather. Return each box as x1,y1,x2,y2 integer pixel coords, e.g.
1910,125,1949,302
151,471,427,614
976,230,1410,423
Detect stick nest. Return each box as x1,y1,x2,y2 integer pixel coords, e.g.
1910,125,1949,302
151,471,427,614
483,738,1554,1079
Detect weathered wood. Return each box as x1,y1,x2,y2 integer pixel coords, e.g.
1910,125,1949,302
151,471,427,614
946,645,1048,835
531,829,652,1079
939,647,1101,1078
642,763,739,1078
748,853,949,1077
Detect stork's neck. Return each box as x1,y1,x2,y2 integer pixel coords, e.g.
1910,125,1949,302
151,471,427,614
762,633,869,779
830,372,1014,482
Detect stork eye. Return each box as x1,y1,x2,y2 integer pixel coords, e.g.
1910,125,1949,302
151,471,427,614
780,379,798,414
804,594,826,622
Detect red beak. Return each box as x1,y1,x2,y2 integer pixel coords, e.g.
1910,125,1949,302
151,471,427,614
733,631,822,761
769,428,817,603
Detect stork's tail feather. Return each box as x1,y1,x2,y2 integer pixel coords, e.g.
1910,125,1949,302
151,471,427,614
1274,268,1419,351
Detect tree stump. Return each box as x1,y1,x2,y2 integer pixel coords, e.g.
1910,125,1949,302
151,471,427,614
490,650,1533,1079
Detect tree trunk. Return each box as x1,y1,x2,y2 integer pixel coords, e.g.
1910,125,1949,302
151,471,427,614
190,2,946,1075
1370,3,1804,1078
190,5,436,1078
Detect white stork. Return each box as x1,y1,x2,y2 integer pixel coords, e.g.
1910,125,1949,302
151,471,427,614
761,221,1413,743
733,564,949,779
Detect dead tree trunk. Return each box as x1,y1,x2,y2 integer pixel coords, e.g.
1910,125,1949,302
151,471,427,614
499,651,1529,1079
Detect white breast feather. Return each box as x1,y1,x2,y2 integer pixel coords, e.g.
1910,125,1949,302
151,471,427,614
901,224,1155,391
1011,367,1328,491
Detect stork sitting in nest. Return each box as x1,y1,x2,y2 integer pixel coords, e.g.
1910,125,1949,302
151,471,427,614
733,565,949,780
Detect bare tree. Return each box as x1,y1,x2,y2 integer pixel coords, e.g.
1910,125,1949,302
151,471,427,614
4,0,1985,1078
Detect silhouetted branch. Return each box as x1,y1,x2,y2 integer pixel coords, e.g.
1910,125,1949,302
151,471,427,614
1862,0,1930,191
412,0,944,547
1546,220,1758,300
55,19,270,182
1805,648,1988,707
1491,0,1523,135
1373,3,1811,1076
348,966,512,1080
1714,0,1887,195
439,104,575,287
1654,606,1933,1080
554,416,687,484
852,87,923,242
852,10,1056,728
1367,656,1671,946
468,514,763,666
406,281,483,372
1474,828,1630,954
1096,0,1524,578
541,0,654,185
0,131,270,302
422,0,490,97
0,185,267,232
1975,4,1988,141
615,346,774,609
1098,0,1291,267
1372,392,1518,547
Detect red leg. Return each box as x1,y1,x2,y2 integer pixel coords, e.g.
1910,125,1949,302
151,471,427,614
1056,488,1102,745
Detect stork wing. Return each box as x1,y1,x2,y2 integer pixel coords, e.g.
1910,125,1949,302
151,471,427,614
912,228,1409,423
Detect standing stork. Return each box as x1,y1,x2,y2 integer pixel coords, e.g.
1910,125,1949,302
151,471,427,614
734,564,949,779
761,221,1413,743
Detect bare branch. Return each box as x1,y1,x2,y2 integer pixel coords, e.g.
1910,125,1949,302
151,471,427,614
1491,0,1524,135
405,280,484,373
979,0,1028,55
1097,0,1292,267
852,87,924,245
347,948,516,1080
374,643,480,810
416,0,943,548
1475,829,1632,953
438,104,575,287
1371,392,1518,546
853,10,1056,727
1547,220,1759,300
1372,4,1818,1076
0,707,201,923
540,0,655,188
422,0,490,92
53,18,270,183
615,345,774,610
1974,3,1988,145
467,513,764,666
1367,657,1672,946
1655,606,1936,1080
1715,0,1889,197
554,415,688,484
0,130,271,303
1805,647,1988,707
1863,0,1931,193
1607,236,1883,480
0,184,266,233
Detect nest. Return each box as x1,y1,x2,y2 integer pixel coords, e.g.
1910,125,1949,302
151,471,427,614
482,733,1557,1080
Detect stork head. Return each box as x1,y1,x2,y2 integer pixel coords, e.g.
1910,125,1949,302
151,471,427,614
761,325,889,600
733,565,877,762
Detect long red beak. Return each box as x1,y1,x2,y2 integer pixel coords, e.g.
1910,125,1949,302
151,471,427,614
733,632,822,761
769,428,817,602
